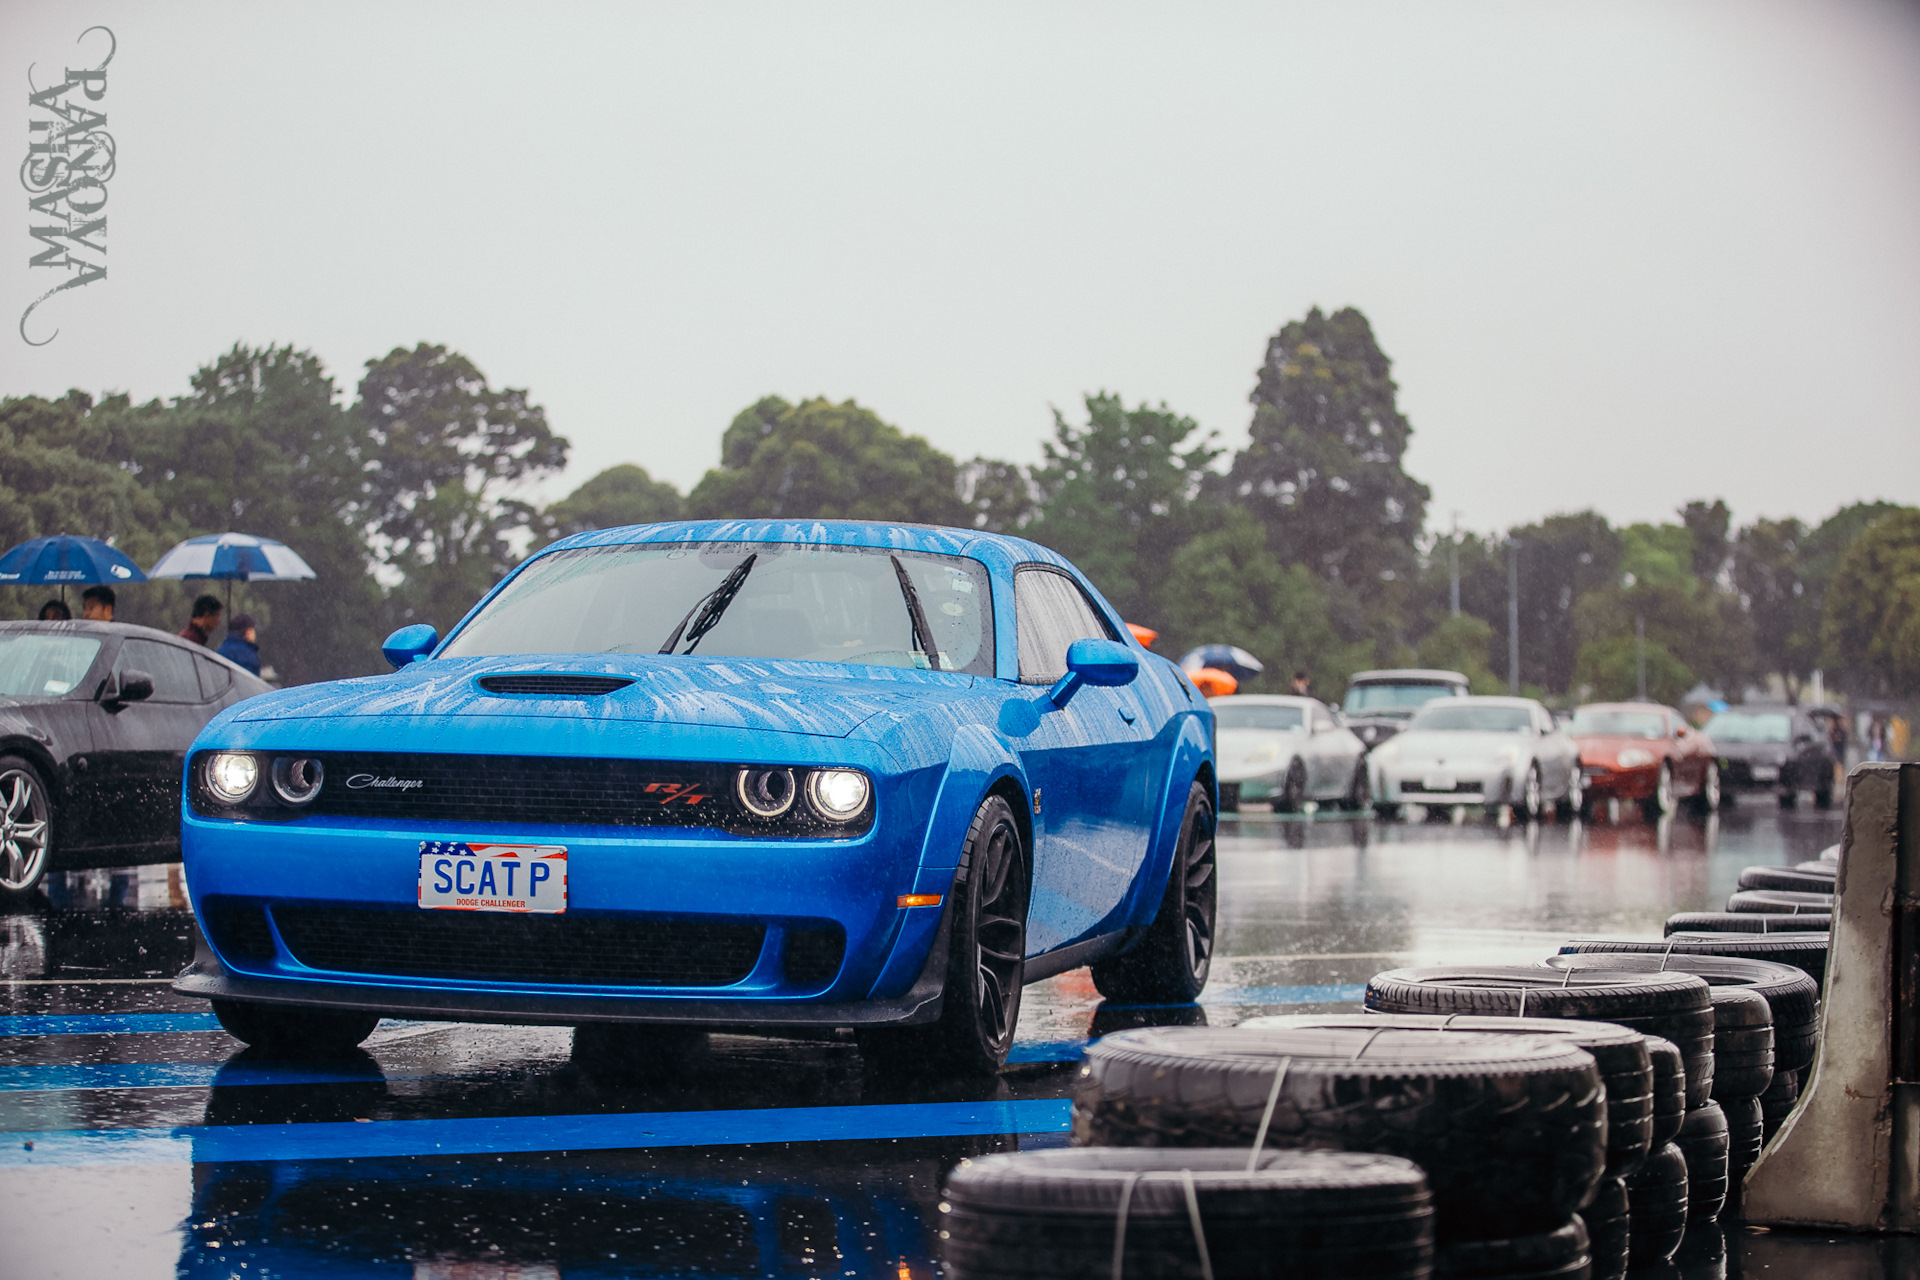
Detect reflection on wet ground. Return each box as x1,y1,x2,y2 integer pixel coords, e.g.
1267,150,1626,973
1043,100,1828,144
2,798,1913,1277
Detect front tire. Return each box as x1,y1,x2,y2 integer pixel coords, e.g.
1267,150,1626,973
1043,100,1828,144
1342,762,1372,812
1557,768,1585,822
1275,760,1307,814
212,999,380,1056
1090,781,1217,1005
1692,762,1722,815
1511,764,1543,822
860,794,1029,1077
0,756,53,899
1643,763,1676,823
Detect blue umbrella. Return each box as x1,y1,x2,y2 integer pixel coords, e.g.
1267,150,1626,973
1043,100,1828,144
1177,643,1264,684
0,535,148,588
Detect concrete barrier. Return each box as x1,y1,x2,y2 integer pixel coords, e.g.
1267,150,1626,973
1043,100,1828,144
1743,761,1918,1232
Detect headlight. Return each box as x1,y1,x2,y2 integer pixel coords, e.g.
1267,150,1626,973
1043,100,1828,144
806,769,871,822
736,767,797,818
206,753,260,803
271,756,325,805
1617,749,1656,769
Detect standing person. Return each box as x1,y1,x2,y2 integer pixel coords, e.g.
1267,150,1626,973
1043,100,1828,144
179,595,223,648
217,613,261,676
37,599,70,621
1290,670,1312,697
1867,714,1889,763
80,586,115,621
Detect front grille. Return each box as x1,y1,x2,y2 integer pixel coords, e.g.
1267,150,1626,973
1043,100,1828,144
1400,780,1485,795
272,905,766,987
202,896,277,962
477,674,635,696
783,925,846,988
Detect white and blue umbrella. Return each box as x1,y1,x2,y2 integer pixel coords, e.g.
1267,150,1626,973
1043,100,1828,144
1178,643,1264,684
149,532,316,583
0,535,148,588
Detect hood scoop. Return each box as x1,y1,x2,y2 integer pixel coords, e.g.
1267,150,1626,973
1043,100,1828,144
477,674,635,697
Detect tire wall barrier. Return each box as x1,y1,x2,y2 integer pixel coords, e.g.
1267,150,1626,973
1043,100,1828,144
1743,761,1920,1232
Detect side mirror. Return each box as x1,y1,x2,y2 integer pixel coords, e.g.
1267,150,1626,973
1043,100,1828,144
1048,638,1139,708
111,669,154,705
382,624,439,670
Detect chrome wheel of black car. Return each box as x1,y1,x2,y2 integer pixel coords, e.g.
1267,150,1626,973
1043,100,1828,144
1090,781,1216,1004
0,758,52,897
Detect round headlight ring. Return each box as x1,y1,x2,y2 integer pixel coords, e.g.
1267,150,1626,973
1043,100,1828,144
272,756,325,805
735,766,797,819
807,768,871,822
206,752,260,804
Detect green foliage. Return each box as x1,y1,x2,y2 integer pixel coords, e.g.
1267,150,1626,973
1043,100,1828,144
1227,307,1430,614
1822,508,1920,696
957,457,1037,534
688,396,966,526
1572,634,1696,707
1415,613,1504,695
1680,499,1731,581
535,464,683,548
1025,393,1219,621
1733,516,1819,698
1617,523,1695,590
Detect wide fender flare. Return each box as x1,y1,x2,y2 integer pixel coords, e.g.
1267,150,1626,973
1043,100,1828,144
1118,711,1214,936
865,724,1029,1000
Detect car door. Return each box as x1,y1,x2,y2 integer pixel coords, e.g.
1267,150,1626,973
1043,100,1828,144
1010,567,1154,955
86,637,210,850
1305,701,1346,795
1536,705,1577,796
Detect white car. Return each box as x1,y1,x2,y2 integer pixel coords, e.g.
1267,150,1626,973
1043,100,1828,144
1209,695,1370,812
1368,696,1583,821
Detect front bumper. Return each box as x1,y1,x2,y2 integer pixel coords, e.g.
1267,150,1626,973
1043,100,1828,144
1580,763,1657,800
1375,761,1518,806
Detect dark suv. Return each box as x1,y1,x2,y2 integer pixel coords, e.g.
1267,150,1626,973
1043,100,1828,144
1704,704,1838,808
1340,669,1470,751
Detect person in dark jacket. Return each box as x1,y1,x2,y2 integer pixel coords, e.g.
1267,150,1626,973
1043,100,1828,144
179,595,223,648
37,599,70,621
217,613,261,675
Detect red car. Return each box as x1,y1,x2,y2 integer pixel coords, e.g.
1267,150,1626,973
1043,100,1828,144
1568,702,1720,819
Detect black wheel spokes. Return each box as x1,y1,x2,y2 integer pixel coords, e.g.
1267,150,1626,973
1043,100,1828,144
972,821,1026,1046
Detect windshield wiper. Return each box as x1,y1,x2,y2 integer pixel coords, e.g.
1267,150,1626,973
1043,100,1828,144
659,554,757,655
890,554,942,672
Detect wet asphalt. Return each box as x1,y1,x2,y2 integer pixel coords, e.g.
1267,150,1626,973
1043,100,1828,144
1,796,1913,1279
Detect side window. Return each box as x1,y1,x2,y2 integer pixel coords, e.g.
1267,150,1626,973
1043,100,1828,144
1014,569,1112,684
116,639,204,704
1312,704,1335,732
196,655,233,700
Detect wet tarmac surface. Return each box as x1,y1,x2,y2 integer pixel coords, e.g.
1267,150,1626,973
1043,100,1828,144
2,798,1914,1278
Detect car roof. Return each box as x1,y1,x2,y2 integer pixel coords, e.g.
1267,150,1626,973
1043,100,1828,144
0,619,257,673
1443,695,1544,710
1576,702,1676,714
544,520,1075,574
1348,669,1470,684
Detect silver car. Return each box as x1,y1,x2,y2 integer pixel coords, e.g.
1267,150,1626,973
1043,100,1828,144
1209,695,1370,812
1367,695,1583,821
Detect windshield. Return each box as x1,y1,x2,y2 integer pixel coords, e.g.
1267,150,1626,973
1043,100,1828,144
0,633,101,698
1344,682,1461,713
1212,703,1304,732
1569,710,1667,738
1705,711,1792,744
1408,704,1534,733
440,542,995,675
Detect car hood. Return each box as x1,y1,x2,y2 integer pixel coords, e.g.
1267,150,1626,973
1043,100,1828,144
230,654,979,739
1573,734,1670,764
1715,739,1789,762
1216,727,1299,775
1381,730,1533,763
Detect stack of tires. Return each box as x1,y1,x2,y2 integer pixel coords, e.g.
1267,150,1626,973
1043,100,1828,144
1360,966,1713,1273
1659,862,1837,939
1565,931,1829,987
1068,1025,1605,1278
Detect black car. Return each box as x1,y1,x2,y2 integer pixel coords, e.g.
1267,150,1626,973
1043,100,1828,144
0,621,269,896
1703,705,1837,808
1339,668,1471,751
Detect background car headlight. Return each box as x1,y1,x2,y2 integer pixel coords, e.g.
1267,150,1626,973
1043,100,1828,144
736,766,797,818
1617,749,1656,769
271,756,325,805
207,753,260,803
807,769,870,821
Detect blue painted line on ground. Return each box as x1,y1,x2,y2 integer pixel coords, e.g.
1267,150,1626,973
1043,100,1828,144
0,1062,405,1092
0,1012,223,1037
1005,1039,1088,1064
0,1097,1074,1167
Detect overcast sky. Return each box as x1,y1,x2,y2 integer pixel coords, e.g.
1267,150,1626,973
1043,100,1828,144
7,1,1919,538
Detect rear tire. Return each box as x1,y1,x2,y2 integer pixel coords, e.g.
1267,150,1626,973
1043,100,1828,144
1692,762,1722,816
861,794,1029,1077
212,999,380,1056
1275,760,1307,813
1342,762,1371,812
1512,764,1543,822
0,756,54,899
1557,768,1585,822
1090,782,1216,1004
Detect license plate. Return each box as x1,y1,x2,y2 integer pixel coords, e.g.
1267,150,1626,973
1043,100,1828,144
1425,775,1456,793
418,842,567,914
1750,765,1779,782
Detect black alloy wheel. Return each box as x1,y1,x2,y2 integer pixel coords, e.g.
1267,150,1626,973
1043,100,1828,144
1277,759,1308,813
0,756,53,899
861,794,1029,1077
1091,781,1218,1004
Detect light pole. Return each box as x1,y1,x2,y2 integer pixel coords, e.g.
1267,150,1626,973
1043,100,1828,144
1507,537,1520,695
1449,511,1462,617
1636,615,1647,701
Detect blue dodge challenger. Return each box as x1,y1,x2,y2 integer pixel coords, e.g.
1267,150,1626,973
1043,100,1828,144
172,521,1217,1074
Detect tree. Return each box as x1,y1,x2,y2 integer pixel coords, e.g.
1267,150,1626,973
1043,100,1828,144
687,396,967,526
1680,499,1732,583
1822,508,1920,696
355,344,568,633
1227,307,1430,613
1415,613,1504,695
957,457,1037,534
1733,516,1820,700
1572,634,1696,707
1024,393,1219,621
535,464,683,548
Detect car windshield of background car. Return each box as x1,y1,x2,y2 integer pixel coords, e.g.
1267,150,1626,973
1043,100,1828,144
1212,704,1305,732
439,542,995,676
1343,683,1456,712
1569,710,1666,738
1408,704,1534,733
0,633,101,697
1704,712,1792,743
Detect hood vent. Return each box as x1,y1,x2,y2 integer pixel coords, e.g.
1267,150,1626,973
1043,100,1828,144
477,674,634,697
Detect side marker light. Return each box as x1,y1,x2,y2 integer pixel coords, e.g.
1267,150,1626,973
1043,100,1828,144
897,894,943,908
